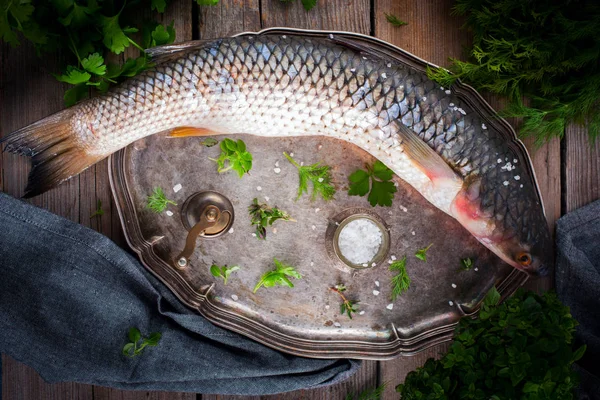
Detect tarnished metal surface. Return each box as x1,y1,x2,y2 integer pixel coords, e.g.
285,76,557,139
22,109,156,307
108,28,534,360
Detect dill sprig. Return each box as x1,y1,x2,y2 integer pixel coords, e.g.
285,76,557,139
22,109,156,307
283,152,336,201
146,187,176,213
330,284,359,319
248,198,295,240
384,13,408,27
389,256,410,300
428,0,600,143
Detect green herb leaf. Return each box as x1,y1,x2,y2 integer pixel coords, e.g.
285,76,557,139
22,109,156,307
90,199,104,219
123,327,161,358
248,198,294,240
483,286,501,307
196,0,219,5
144,332,162,346
301,0,317,11
63,84,89,107
210,264,240,285
284,152,336,201
460,257,473,271
210,138,253,177
348,161,397,207
54,67,91,85
128,327,141,343
201,138,219,147
151,0,168,12
415,243,433,262
146,187,177,213
331,284,359,319
253,258,302,293
389,256,410,300
81,53,106,76
384,13,408,27
100,13,134,55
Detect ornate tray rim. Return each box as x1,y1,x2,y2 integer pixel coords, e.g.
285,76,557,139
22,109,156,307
109,27,532,360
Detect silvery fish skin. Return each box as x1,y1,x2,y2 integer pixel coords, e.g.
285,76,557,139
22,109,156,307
1,33,551,275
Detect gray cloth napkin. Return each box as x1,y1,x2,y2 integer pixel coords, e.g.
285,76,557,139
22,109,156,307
0,192,360,395
555,199,600,400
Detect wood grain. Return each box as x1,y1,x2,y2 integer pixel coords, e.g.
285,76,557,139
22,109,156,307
93,387,196,400
564,124,600,213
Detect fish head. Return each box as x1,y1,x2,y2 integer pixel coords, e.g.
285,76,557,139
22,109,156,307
450,169,552,277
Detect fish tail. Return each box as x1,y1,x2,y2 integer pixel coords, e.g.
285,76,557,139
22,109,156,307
1,108,101,198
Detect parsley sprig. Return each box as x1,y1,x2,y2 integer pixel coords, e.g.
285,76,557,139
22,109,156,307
146,187,176,213
330,284,359,319
283,152,336,201
248,198,294,240
122,327,161,358
210,138,253,178
210,264,240,285
389,256,410,300
348,161,397,207
253,258,302,293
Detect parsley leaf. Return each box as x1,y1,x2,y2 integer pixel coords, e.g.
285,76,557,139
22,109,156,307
100,14,135,55
122,327,162,358
146,187,177,213
210,138,253,177
210,264,240,285
415,243,433,262
81,52,106,76
253,258,302,293
348,161,397,207
248,198,294,240
54,66,91,85
384,13,408,27
284,152,336,201
389,256,410,300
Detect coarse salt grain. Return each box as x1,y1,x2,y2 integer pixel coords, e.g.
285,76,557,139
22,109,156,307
251,233,257,237
449,301,454,306
256,186,262,191
375,281,380,287
265,196,270,201
315,208,321,213
381,73,387,79
290,152,294,157
166,210,173,216
274,167,281,174
228,227,234,233
451,283,457,288
373,290,380,296
386,303,394,310
312,225,316,230
503,181,509,186
411,231,416,235
275,161,280,167
371,262,376,267
173,183,182,193
310,262,314,266
318,145,323,149
317,177,324,182
359,311,365,315
272,228,278,234
445,90,451,94
362,263,369,267
474,267,479,271
334,322,342,327
231,294,238,301
391,255,397,261
520,184,523,188
514,175,520,180
325,305,330,309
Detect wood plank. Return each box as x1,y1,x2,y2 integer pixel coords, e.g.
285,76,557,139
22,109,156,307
93,387,196,400
198,0,261,38
564,124,600,213
1,355,94,400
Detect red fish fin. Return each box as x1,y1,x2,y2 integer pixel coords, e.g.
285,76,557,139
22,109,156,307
0,107,103,198
393,121,462,186
169,127,223,138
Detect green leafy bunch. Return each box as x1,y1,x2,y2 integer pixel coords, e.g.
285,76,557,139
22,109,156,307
146,186,176,213
348,160,397,207
122,327,161,358
211,138,253,177
253,258,302,293
248,198,294,240
397,288,586,399
1,0,176,106
210,264,240,285
428,0,600,142
284,152,336,201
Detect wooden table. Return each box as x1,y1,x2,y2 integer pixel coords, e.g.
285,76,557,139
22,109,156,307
2,1,598,399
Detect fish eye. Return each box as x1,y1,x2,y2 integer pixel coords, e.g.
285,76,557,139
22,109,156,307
516,252,532,266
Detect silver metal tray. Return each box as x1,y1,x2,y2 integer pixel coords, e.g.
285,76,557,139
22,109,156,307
109,28,535,360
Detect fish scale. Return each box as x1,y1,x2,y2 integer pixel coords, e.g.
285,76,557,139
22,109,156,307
1,32,551,275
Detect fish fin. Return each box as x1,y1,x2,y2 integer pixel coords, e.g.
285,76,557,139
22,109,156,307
330,35,409,66
393,120,461,184
168,127,224,138
145,39,218,64
0,107,103,198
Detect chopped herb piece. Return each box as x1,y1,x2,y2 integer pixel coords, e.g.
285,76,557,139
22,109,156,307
253,258,302,293
210,264,240,285
461,257,474,271
210,138,253,177
201,138,219,147
389,256,410,300
330,284,359,319
384,13,408,27
248,198,294,240
122,327,161,358
415,244,433,262
90,200,104,219
284,152,336,201
146,187,176,213
348,160,397,207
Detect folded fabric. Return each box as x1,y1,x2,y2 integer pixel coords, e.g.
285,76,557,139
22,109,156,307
555,199,600,400
0,192,360,395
